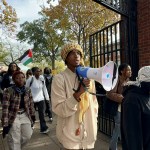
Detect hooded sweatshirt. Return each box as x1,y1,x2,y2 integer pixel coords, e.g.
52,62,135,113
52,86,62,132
121,82,150,150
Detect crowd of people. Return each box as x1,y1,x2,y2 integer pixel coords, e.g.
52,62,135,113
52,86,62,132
0,63,53,150
0,42,150,150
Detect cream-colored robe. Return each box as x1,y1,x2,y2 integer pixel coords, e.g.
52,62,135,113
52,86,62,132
51,68,98,149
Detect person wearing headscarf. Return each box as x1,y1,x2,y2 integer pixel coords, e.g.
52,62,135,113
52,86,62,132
121,66,150,150
51,43,98,149
1,71,35,150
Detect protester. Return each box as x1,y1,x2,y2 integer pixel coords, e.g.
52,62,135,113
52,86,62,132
1,62,20,90
1,71,35,150
106,63,132,150
26,67,49,133
26,69,33,79
0,71,6,103
121,66,150,150
43,67,53,122
51,43,98,149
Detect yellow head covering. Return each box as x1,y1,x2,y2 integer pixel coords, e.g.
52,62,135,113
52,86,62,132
61,43,84,65
61,43,89,136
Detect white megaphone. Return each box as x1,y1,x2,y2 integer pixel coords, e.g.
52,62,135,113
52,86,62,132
76,61,118,91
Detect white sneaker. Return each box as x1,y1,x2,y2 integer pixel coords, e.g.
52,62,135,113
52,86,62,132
40,128,49,134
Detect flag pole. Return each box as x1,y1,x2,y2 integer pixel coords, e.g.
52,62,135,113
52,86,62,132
13,58,20,63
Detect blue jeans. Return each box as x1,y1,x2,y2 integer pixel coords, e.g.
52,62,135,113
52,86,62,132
109,111,121,150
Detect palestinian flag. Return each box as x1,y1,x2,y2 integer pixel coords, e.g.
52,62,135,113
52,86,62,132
19,49,33,66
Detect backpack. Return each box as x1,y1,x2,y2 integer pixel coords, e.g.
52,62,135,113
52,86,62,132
29,76,44,87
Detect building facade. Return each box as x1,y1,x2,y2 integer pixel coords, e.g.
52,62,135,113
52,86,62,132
138,0,150,67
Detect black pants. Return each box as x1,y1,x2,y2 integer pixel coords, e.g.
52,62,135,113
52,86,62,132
45,99,52,118
35,100,48,132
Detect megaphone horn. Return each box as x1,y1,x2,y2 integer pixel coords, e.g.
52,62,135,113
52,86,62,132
76,61,118,91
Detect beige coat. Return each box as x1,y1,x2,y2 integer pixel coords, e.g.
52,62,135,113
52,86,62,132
51,68,98,149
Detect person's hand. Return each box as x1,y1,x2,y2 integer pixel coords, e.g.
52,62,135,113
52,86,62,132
82,78,90,88
79,78,90,93
31,116,36,128
116,95,124,103
73,79,90,102
2,125,11,138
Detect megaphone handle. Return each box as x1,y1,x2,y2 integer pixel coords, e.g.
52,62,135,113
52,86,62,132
88,91,106,97
73,80,82,93
73,76,87,93
80,82,106,97
80,79,87,90
73,77,106,97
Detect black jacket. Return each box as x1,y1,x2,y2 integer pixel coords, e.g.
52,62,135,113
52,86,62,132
1,73,13,90
121,82,150,150
43,74,53,96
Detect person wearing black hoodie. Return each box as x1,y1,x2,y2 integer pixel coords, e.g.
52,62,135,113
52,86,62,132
43,67,53,122
121,66,150,150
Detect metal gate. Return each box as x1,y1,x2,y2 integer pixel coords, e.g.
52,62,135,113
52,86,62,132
89,21,123,67
89,21,123,136
90,0,139,136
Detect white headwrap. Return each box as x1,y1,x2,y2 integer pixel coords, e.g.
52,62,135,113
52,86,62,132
125,66,150,86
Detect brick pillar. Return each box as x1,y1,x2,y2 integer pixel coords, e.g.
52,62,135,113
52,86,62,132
138,0,150,67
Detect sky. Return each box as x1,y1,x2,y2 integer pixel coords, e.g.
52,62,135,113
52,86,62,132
7,0,50,25
0,0,57,67
1,0,58,47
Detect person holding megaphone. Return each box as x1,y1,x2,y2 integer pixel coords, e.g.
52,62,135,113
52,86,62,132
51,43,99,150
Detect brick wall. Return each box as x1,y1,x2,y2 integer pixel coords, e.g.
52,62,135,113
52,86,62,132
137,0,150,67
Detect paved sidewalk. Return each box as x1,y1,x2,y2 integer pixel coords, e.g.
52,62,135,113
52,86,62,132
0,107,122,150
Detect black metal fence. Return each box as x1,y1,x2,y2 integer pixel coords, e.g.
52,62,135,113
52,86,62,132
89,21,122,67
97,96,115,136
89,21,122,136
91,0,139,136
93,0,128,16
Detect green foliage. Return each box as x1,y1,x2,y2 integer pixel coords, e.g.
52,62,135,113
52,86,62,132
53,60,66,74
42,0,119,58
17,19,66,70
0,42,9,63
17,0,119,71
0,0,18,33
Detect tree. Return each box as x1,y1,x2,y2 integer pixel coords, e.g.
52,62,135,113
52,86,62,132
42,0,119,58
0,38,29,66
0,42,9,63
17,0,119,69
17,19,66,69
0,0,18,34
